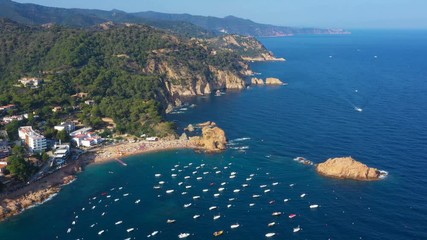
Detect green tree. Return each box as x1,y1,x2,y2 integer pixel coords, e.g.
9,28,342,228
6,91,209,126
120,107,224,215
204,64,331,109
56,130,70,142
7,147,32,182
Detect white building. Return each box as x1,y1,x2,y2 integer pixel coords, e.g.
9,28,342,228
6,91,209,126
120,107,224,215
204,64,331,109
53,144,70,164
54,121,76,133
18,126,47,153
72,132,102,147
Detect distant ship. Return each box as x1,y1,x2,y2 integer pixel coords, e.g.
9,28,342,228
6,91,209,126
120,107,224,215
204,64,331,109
355,107,363,112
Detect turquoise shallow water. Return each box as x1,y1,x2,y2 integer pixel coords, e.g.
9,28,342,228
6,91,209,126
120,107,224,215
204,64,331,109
1,30,427,239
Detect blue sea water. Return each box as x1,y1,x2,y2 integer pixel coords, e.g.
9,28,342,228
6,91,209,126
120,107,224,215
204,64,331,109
1,30,427,239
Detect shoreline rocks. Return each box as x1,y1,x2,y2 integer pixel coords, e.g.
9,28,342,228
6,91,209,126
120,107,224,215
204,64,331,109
316,157,382,181
265,77,286,85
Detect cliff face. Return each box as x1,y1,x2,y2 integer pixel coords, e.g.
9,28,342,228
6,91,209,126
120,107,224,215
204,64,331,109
145,58,246,106
189,122,227,152
265,77,285,85
316,157,381,181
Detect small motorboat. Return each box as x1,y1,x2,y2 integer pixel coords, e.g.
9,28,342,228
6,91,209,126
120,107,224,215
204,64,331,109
209,206,218,211
184,203,192,208
289,214,296,219
310,204,319,209
300,193,306,198
218,187,225,192
135,199,141,204
193,214,200,219
127,228,134,233
155,173,161,177
230,223,240,229
253,194,261,198
293,226,302,233
264,189,271,193
185,186,192,189
193,196,201,200
178,233,190,238
159,181,165,185
229,175,236,179
214,193,220,197
265,232,276,238
260,185,267,188
242,184,249,187
167,219,176,224
284,198,289,202
272,182,279,186
213,230,224,237
233,189,241,193
166,190,174,194
272,212,281,216
227,204,232,208
268,222,276,227
213,215,221,220
115,220,123,225
98,230,104,235
249,203,255,207
203,189,209,192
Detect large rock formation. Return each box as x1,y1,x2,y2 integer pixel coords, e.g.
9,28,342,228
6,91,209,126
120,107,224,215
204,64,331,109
316,157,381,181
189,122,227,152
265,77,286,85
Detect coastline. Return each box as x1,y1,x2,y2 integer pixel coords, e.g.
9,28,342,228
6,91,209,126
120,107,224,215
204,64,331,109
0,139,196,222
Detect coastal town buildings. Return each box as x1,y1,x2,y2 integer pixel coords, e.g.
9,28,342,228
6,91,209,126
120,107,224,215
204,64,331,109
0,104,16,112
18,126,47,153
1,114,28,124
54,121,76,133
70,127,102,147
52,143,70,165
0,140,11,159
17,77,42,88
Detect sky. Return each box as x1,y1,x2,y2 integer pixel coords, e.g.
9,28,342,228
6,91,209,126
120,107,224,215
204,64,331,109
14,0,427,29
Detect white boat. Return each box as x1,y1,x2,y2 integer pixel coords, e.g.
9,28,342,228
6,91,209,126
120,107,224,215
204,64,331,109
167,219,176,224
249,203,255,207
218,187,225,192
227,204,232,208
72,221,76,225
242,184,249,187
213,214,221,220
272,182,279,186
260,185,267,188
272,212,281,216
246,178,252,181
203,189,209,192
355,107,363,112
67,228,71,233
214,193,220,197
185,186,192,189
215,171,221,174
231,172,237,175
184,203,192,208
221,182,227,186
114,198,119,202
196,177,203,180
159,181,165,185
178,182,183,186
153,186,161,189
284,198,289,202
192,171,197,175
193,215,200,219
265,233,276,238
300,193,306,198
253,194,261,198
135,199,141,204
233,189,241,193
249,174,255,177
264,189,271,193
203,172,209,175
181,192,187,195
230,223,240,229
184,176,191,179
151,231,159,236
229,198,235,201
178,233,190,238
171,174,177,177
293,226,301,233
155,173,161,177
193,196,201,200
98,230,105,235
127,228,134,232
229,175,236,179
268,222,276,227
289,183,295,187
310,204,319,209
115,220,123,225
166,190,175,194
209,206,218,211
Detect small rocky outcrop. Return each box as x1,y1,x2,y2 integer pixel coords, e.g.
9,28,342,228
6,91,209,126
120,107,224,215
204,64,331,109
251,77,265,85
265,77,286,85
316,157,381,181
189,122,227,152
184,124,195,132
179,132,188,140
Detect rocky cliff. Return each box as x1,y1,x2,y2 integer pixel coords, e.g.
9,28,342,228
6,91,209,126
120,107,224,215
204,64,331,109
316,157,381,181
189,122,227,152
251,77,265,85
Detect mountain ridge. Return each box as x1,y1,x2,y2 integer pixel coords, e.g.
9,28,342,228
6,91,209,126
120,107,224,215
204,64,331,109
0,0,350,37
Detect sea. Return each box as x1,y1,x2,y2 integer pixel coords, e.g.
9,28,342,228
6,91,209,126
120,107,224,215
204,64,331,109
1,30,426,239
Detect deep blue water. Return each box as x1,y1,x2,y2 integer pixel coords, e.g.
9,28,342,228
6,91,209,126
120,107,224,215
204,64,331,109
1,30,426,239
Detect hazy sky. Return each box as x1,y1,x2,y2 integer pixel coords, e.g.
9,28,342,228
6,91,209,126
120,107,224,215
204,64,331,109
14,0,427,29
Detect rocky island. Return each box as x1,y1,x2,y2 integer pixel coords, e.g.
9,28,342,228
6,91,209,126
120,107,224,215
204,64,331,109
316,157,383,181
251,77,287,85
189,122,227,152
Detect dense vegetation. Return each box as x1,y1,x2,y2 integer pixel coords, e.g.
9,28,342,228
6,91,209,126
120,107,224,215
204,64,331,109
0,19,245,137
